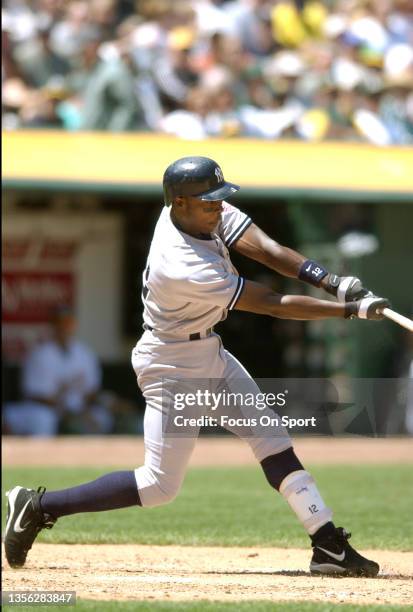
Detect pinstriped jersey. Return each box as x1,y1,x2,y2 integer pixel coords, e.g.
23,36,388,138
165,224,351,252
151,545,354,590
141,202,252,336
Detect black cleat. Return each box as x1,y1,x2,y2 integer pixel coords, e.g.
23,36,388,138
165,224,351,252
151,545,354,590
310,527,379,577
4,486,56,568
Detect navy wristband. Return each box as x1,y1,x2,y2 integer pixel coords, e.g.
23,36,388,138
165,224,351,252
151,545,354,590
299,260,329,287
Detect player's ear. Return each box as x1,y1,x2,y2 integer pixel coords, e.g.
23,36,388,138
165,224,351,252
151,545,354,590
174,196,186,208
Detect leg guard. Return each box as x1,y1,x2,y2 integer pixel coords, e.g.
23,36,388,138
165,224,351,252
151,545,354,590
279,470,333,535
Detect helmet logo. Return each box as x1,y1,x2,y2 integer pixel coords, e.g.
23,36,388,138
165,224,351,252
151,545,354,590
215,167,224,183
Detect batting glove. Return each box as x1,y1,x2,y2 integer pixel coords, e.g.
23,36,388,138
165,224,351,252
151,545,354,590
344,295,390,320
325,274,372,303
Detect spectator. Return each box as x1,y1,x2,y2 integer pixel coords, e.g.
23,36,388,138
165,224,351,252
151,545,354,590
206,79,243,137
79,38,147,131
2,0,412,144
224,0,279,56
159,84,213,138
152,26,199,109
13,24,71,89
49,1,97,64
3,306,114,436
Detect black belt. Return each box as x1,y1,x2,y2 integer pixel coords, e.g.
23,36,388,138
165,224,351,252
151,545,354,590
143,324,213,341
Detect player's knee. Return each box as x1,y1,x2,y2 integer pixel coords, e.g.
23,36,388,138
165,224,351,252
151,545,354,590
134,466,182,507
143,480,181,507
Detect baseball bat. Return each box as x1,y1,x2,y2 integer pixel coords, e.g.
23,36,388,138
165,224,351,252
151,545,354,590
381,307,413,333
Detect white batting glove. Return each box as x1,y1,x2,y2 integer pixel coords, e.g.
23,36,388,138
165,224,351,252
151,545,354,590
326,274,373,303
345,295,390,320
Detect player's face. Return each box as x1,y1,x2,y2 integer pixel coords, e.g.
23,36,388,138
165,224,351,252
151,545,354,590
176,196,224,235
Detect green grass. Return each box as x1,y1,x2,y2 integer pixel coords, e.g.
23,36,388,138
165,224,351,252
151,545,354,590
2,465,412,550
2,601,413,612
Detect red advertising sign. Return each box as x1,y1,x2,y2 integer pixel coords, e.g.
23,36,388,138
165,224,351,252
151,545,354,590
2,272,74,323
2,235,78,361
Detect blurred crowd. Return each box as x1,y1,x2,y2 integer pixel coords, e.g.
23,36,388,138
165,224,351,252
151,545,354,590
3,0,413,144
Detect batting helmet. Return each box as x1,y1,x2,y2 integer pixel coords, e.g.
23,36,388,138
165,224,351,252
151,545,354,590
163,156,240,206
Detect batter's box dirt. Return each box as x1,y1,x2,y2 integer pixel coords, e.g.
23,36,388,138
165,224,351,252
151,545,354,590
2,544,413,606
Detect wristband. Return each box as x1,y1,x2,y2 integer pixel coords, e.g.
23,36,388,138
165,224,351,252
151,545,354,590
298,260,329,287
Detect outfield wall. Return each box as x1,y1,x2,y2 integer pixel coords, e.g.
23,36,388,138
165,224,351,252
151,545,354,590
3,132,413,200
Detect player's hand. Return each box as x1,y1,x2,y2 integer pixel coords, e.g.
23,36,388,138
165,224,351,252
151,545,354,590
325,274,372,302
344,295,390,320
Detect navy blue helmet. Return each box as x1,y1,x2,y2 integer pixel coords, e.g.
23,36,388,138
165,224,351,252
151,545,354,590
163,156,240,206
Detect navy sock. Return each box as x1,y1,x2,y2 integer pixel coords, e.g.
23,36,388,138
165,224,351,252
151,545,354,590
40,470,141,519
311,521,336,544
260,447,304,491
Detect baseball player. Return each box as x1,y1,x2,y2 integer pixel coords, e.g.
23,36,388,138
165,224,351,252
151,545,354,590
5,157,389,577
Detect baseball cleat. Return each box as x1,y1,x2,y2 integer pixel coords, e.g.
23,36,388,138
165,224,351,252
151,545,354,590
310,527,379,577
4,486,56,568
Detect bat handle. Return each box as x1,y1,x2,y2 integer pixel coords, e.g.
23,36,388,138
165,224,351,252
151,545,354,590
380,307,413,333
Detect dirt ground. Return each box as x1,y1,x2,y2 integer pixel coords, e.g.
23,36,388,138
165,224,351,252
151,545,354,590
3,544,413,606
3,437,413,605
3,435,413,467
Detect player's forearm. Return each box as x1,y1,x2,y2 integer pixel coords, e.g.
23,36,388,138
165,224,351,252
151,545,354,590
235,280,346,319
233,225,305,277
247,236,305,278
262,243,306,278
266,294,346,320
237,292,345,320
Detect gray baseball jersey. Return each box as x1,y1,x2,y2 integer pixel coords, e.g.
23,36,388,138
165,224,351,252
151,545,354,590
141,202,252,336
